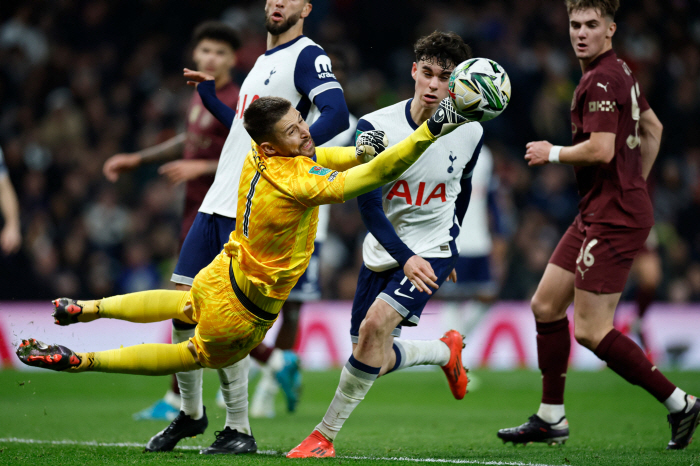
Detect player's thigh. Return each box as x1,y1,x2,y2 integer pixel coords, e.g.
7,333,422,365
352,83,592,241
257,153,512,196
350,265,395,344
531,221,582,322
530,263,575,322
172,213,222,287
632,250,662,289
572,288,621,350
359,298,405,340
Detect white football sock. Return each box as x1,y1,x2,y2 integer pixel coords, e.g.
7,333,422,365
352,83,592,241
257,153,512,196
266,348,285,372
172,325,203,420
163,389,181,409
250,368,278,418
537,403,566,424
392,339,450,371
218,356,251,434
664,388,687,413
315,363,377,441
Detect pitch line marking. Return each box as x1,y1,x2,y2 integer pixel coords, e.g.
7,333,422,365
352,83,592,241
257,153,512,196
0,438,566,466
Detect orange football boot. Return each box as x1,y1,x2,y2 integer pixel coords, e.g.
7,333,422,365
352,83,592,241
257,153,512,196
286,430,335,458
440,329,469,400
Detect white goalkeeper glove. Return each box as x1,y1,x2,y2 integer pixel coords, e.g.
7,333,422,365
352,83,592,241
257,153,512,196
355,130,388,164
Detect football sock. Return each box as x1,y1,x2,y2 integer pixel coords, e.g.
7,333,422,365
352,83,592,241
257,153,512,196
389,339,450,372
537,317,570,405
315,355,379,441
537,403,566,424
172,323,203,420
97,291,193,324
663,388,688,413
267,348,285,372
163,389,181,409
218,356,251,434
594,329,676,402
73,341,199,375
250,343,274,364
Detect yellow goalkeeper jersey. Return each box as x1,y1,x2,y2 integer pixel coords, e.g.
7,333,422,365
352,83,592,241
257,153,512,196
224,142,348,302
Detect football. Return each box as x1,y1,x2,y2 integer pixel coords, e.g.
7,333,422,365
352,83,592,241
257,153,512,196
448,57,511,122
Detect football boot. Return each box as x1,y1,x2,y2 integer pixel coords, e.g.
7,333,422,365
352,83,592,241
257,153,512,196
286,430,335,458
52,298,83,326
497,414,569,445
667,394,700,449
145,408,208,452
16,339,81,371
440,330,469,400
199,427,257,455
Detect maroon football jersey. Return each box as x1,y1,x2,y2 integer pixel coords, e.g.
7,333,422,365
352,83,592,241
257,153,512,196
181,81,239,241
570,50,653,228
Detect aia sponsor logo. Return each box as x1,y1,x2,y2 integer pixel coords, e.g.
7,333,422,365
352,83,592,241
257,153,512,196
387,180,446,206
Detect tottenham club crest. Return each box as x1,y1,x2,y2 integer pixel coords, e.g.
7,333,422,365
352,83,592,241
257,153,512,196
264,68,277,85
447,151,457,173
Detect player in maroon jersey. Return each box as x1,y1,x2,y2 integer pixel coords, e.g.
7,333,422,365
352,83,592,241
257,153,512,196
497,0,699,450
102,21,240,421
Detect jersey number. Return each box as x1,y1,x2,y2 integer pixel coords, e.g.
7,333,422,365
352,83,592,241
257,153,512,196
626,83,641,149
242,172,261,238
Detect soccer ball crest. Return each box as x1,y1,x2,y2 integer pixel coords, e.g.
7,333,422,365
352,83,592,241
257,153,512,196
448,58,511,122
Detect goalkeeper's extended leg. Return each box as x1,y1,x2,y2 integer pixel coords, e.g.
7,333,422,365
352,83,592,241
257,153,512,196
53,290,194,326
17,338,200,375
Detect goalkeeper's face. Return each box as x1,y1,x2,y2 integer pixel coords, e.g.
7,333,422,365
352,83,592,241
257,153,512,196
412,59,454,111
268,107,316,158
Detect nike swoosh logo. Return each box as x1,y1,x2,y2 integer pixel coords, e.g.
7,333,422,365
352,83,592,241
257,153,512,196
394,289,413,300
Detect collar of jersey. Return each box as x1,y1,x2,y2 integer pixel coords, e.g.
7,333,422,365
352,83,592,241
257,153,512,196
404,99,419,130
265,35,306,56
587,49,616,71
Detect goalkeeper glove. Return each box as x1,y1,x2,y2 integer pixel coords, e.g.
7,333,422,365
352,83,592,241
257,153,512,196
427,98,469,138
355,130,388,163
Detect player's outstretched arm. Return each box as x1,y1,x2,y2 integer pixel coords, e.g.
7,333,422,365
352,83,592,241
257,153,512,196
103,134,186,182
315,129,388,171
342,98,467,200
525,132,615,167
187,70,236,130
638,108,663,180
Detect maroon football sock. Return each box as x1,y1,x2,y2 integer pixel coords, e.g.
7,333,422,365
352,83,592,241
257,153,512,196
171,374,180,395
594,329,676,402
537,317,571,405
250,342,274,363
636,287,655,319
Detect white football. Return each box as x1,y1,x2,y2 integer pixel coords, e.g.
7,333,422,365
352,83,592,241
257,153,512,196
448,57,511,122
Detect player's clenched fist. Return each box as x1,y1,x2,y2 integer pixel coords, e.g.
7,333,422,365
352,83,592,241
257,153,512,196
524,140,553,166
355,130,388,164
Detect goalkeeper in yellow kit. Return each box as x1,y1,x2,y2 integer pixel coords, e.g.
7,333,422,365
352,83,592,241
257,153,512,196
17,95,467,379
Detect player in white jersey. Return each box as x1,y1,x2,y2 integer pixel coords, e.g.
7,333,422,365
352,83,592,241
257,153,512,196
288,31,482,458
148,0,350,455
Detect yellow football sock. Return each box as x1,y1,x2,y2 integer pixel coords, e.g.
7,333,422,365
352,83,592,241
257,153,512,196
96,290,194,324
73,341,199,375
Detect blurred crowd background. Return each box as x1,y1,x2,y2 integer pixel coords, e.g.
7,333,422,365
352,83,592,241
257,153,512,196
1,0,699,303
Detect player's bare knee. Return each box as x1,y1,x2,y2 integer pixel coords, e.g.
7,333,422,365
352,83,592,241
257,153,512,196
531,295,559,321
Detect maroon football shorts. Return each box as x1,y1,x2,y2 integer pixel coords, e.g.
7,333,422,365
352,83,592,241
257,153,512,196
549,216,651,294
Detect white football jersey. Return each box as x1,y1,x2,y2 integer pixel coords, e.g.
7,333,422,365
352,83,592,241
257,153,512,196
360,99,483,272
198,36,343,218
456,145,493,257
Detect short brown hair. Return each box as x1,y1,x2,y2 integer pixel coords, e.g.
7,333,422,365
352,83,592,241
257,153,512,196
565,0,619,19
414,31,472,70
192,21,241,51
243,97,292,145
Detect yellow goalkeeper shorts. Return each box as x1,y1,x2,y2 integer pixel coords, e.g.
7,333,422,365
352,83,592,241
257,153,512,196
189,252,278,369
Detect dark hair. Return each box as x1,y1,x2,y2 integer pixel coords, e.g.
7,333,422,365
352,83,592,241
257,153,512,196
565,0,619,19
414,31,472,70
192,21,241,51
243,97,293,145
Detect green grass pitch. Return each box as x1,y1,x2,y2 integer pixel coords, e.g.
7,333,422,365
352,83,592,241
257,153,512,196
1,368,699,465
